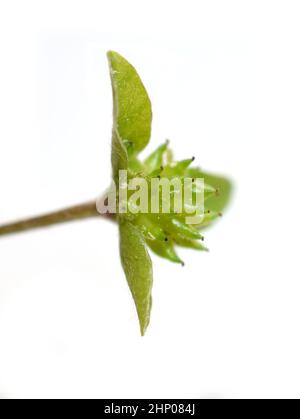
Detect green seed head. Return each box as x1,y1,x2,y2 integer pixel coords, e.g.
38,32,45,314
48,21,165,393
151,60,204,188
107,51,232,335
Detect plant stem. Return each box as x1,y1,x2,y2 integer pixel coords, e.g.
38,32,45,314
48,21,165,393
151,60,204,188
0,198,113,238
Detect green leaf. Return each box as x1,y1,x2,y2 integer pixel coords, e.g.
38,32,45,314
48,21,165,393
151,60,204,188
119,219,153,336
107,51,152,154
111,128,128,182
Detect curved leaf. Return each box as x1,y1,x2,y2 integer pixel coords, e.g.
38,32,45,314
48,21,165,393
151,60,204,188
107,51,152,154
119,219,153,336
111,128,128,182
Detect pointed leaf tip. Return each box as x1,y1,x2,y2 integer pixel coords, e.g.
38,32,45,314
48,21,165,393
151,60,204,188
119,220,153,336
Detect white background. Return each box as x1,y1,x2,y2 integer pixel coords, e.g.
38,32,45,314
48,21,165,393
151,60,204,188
0,0,299,399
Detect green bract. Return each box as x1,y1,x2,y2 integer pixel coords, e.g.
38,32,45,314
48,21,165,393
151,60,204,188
107,51,232,335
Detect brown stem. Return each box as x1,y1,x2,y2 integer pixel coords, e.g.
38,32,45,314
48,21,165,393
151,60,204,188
0,198,114,238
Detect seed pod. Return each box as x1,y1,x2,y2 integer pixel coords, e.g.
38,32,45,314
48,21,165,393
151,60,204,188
135,215,166,241
147,238,183,265
188,180,218,201
162,158,195,177
197,210,222,229
173,235,208,251
168,218,204,240
128,155,144,173
186,167,232,213
144,141,169,173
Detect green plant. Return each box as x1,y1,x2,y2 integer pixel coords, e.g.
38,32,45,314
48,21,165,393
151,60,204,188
0,51,232,335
